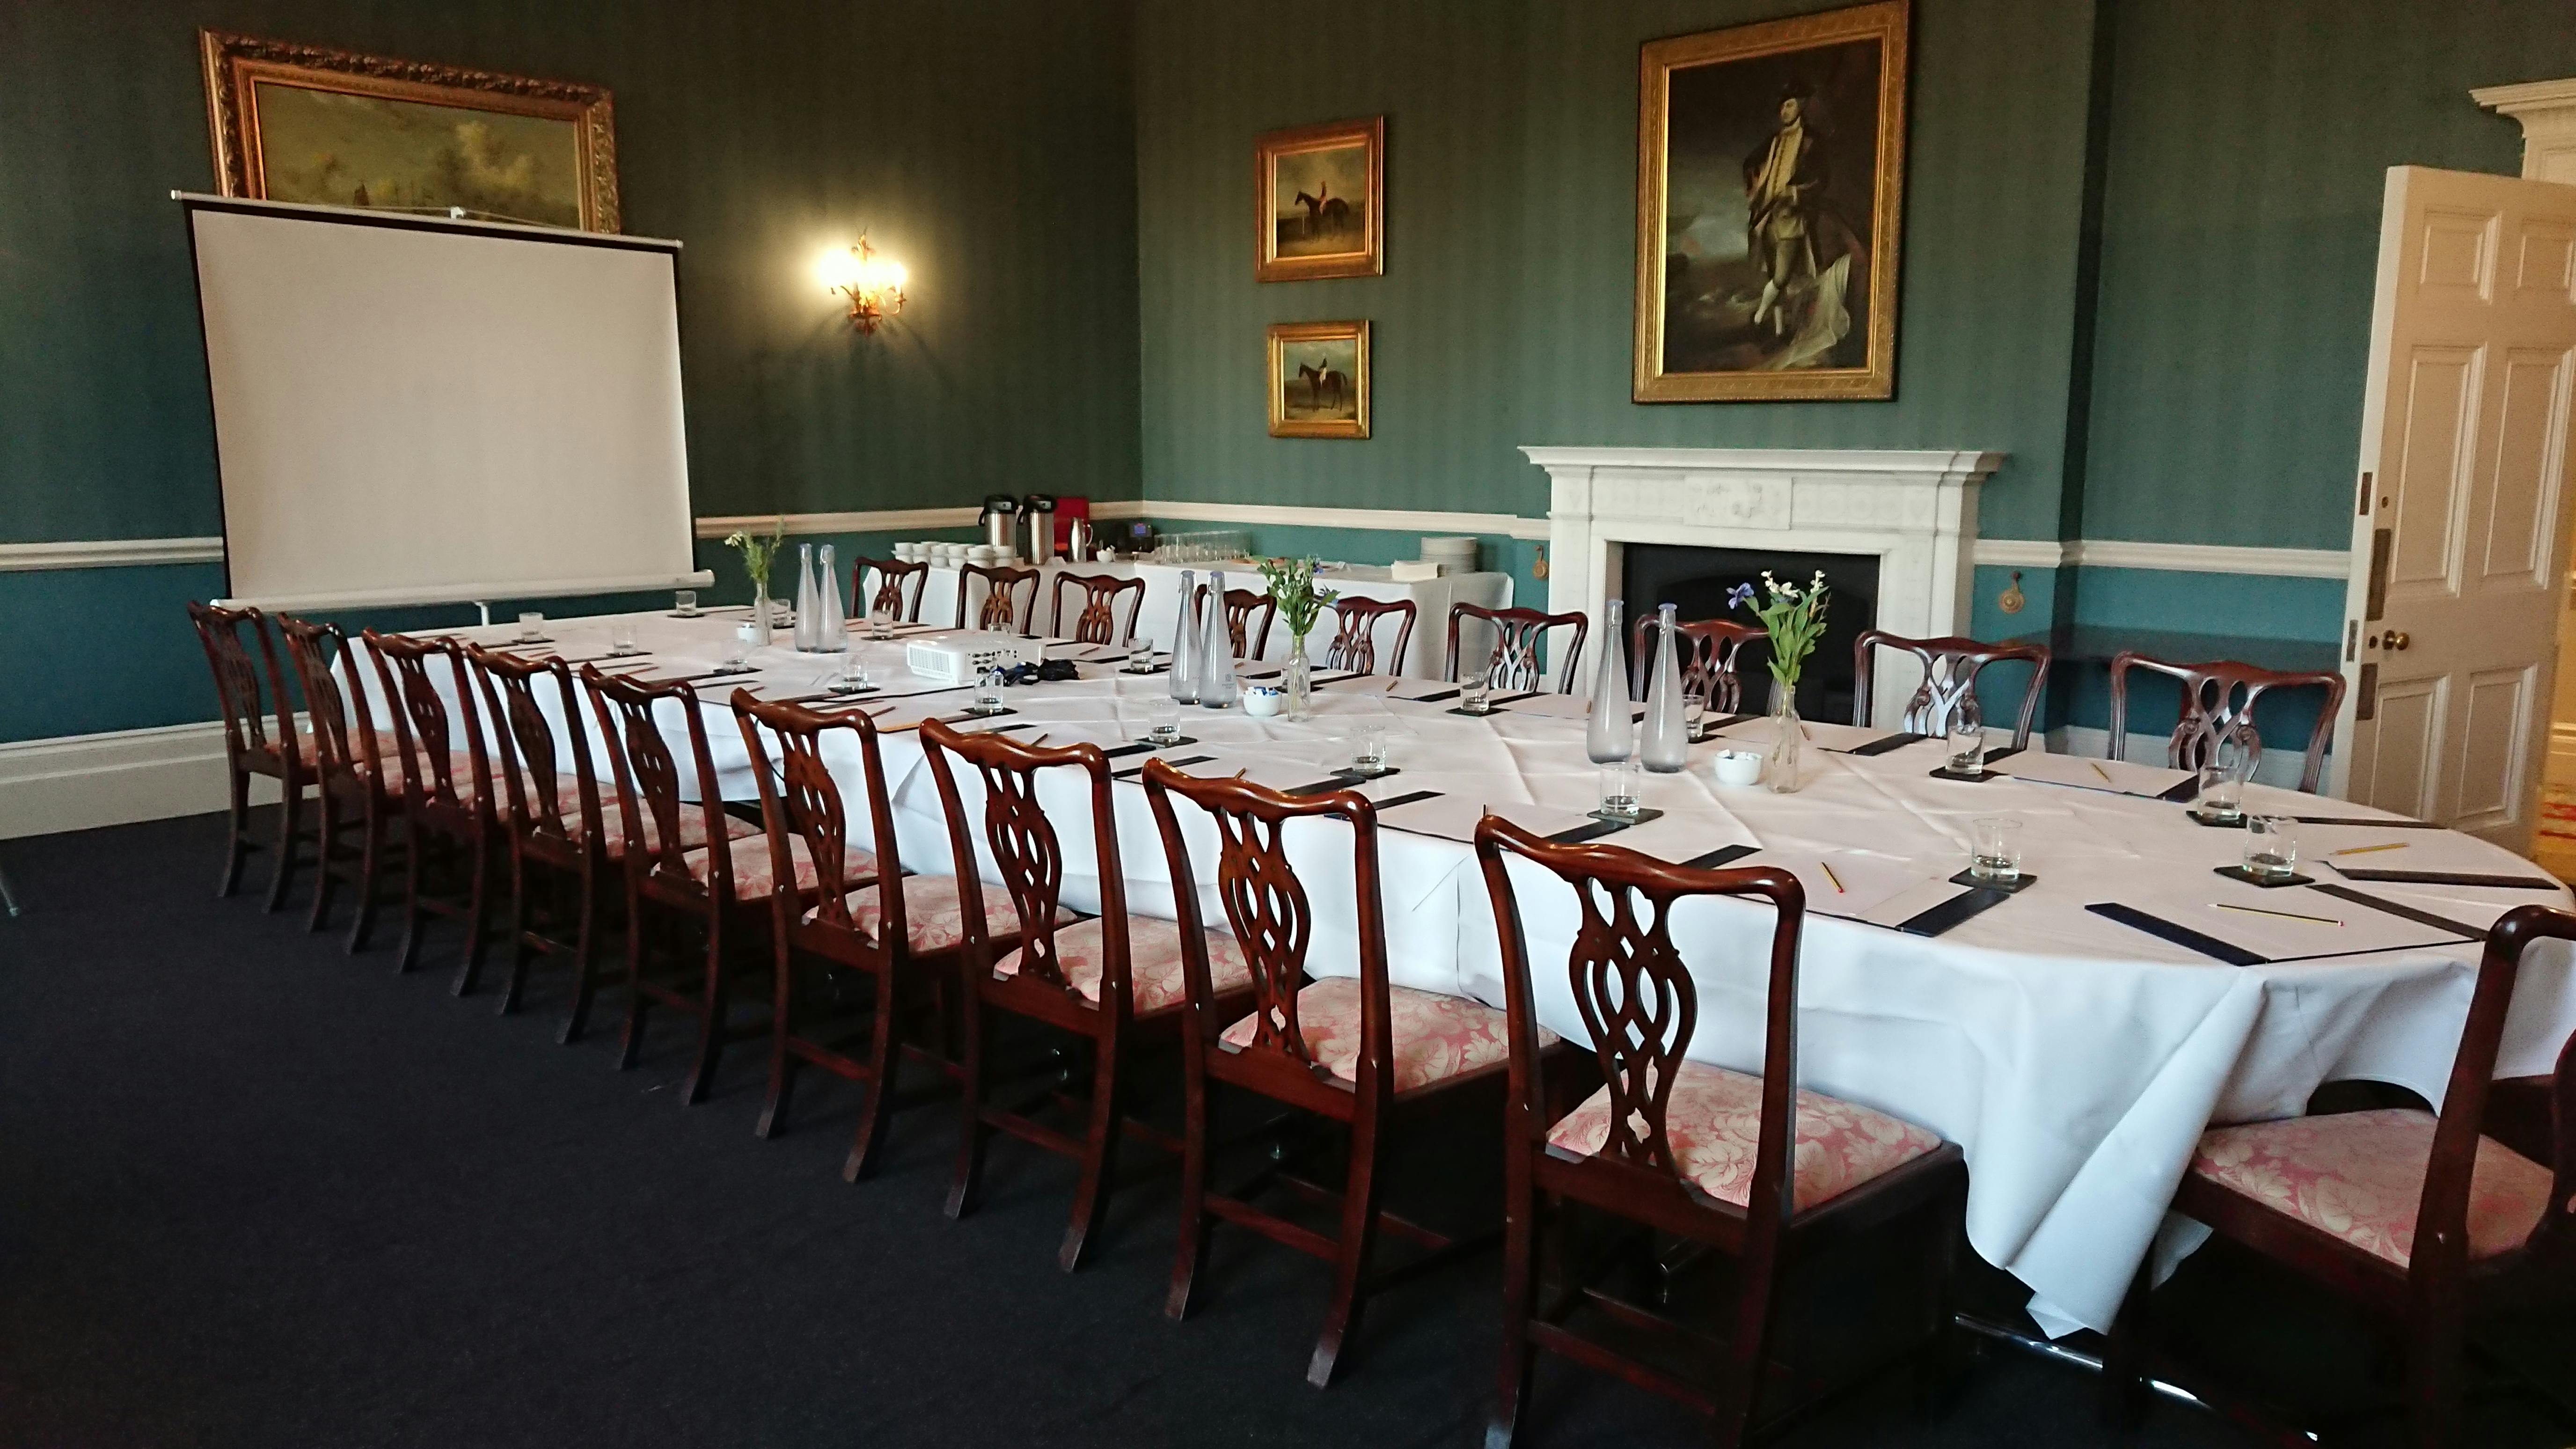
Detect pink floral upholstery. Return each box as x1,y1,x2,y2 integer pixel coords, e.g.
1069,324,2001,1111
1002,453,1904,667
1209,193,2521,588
682,833,876,901
1546,1059,1944,1212
1216,977,1554,1093
2189,1108,2553,1268
821,875,1046,954
567,791,758,859
994,915,1250,1014
291,727,404,771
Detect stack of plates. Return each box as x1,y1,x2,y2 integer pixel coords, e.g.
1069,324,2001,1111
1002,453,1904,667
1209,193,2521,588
1420,536,1480,575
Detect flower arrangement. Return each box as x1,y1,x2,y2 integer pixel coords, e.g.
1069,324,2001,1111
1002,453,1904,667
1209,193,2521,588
1255,555,1339,647
1729,570,1831,687
724,516,786,603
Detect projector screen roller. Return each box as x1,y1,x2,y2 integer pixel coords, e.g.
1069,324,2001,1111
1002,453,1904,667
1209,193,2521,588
184,196,708,611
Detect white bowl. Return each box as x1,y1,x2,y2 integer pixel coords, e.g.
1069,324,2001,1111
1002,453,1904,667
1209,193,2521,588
1243,688,1283,718
1711,749,1763,787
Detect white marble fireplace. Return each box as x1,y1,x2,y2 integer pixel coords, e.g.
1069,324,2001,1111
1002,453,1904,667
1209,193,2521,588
1522,446,2006,724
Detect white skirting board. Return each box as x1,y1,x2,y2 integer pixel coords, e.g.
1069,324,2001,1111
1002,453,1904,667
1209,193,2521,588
0,722,271,840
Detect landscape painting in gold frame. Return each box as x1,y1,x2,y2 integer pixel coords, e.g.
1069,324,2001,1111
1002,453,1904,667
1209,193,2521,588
1255,117,1383,282
1268,322,1370,439
200,30,620,233
1634,0,1908,402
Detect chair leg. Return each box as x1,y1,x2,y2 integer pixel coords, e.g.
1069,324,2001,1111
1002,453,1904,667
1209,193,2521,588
945,988,991,1221
498,851,534,1015
757,938,798,1140
218,764,251,898
1058,1034,1124,1273
345,803,385,953
683,913,729,1105
2099,1258,2156,1430
1309,1111,1385,1388
1165,1046,1214,1320
309,796,342,933
1912,1193,1966,1416
264,783,304,912
1486,1167,1541,1449
2406,1304,2465,1449
1712,1222,1786,1448
394,819,428,973
616,893,651,1070
843,961,903,1183
561,868,602,1045
451,832,492,997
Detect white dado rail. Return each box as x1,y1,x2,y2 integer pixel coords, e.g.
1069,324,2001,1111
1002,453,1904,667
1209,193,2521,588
1523,445,2005,725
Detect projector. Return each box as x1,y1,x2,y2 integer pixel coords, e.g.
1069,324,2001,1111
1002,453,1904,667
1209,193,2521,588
905,631,1046,685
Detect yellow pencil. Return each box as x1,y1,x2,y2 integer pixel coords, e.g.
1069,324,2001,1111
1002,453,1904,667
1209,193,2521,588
2212,900,2341,927
2089,761,2113,783
1820,860,1846,893
2329,842,2408,857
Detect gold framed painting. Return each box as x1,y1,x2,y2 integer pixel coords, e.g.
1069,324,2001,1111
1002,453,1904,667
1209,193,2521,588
199,30,621,233
1255,117,1383,282
1267,321,1371,439
1633,0,1909,402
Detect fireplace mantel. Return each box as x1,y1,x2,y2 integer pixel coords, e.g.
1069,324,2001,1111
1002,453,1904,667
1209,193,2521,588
1522,445,2006,724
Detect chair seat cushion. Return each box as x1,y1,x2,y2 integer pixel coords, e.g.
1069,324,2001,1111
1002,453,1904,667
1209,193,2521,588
994,915,1249,1014
575,795,758,859
2188,1108,2553,1268
1546,1058,1944,1212
1217,977,1552,1093
682,833,875,901
821,874,1044,954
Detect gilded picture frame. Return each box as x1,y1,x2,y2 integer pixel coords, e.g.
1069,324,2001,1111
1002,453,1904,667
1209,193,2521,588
199,30,621,233
1267,321,1371,439
1255,117,1384,282
1633,0,1908,402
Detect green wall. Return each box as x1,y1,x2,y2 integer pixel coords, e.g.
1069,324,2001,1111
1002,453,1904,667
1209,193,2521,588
1134,0,2100,542
0,0,1139,741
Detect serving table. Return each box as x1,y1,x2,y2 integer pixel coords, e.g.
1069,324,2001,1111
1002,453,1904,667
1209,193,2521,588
379,609,2576,1339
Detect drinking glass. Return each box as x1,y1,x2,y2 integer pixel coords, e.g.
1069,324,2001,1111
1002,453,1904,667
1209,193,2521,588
1682,686,1709,743
607,620,641,657
517,611,545,643
1349,723,1389,775
2197,728,2253,820
867,606,894,642
723,622,757,670
2244,815,2299,881
970,667,1008,716
829,656,872,696
1598,760,1642,820
1969,816,2024,884
1460,678,1493,714
673,590,699,616
1128,640,1157,672
1147,697,1182,745
1947,694,1985,775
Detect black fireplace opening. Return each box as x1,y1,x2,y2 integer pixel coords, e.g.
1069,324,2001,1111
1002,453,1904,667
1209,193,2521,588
1620,544,1880,722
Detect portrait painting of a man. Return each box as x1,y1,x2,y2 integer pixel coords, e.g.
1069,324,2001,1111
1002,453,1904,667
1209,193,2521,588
1634,1,1908,401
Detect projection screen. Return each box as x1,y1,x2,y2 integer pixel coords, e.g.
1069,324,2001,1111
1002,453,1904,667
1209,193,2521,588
182,194,710,611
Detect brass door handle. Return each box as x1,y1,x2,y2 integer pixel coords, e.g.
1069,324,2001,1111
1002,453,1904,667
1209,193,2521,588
2384,629,2411,651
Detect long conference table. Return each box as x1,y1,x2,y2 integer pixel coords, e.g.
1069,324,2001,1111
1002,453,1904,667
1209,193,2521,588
374,607,2576,1339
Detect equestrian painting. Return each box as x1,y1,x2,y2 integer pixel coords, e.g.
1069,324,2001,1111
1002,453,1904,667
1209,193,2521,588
1267,320,1370,438
1256,116,1383,282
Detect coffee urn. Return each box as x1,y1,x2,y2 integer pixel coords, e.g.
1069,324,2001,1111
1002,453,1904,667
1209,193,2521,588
979,494,1019,555
1022,493,1058,565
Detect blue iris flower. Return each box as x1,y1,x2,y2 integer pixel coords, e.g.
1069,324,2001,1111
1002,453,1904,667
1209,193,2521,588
1726,582,1757,611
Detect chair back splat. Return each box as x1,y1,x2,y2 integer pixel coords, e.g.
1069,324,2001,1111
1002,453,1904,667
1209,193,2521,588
1054,571,1148,647
852,556,929,622
1323,596,1416,676
2108,651,2344,793
1854,630,2051,750
1633,614,1764,711
1449,603,1589,694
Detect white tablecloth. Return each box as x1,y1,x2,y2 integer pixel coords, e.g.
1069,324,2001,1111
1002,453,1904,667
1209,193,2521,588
373,610,2576,1339
888,559,1511,679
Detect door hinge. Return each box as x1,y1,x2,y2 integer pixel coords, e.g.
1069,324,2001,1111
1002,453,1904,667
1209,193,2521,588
2357,470,2374,516
2345,620,2359,662
2364,527,2391,621
2356,662,2378,722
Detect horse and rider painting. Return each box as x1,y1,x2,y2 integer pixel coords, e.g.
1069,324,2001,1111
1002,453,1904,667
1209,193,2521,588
1255,116,1383,282
1267,321,1369,439
1633,0,1910,402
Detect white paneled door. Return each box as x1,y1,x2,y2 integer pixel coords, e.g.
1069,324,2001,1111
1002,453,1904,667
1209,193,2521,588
2334,166,2576,852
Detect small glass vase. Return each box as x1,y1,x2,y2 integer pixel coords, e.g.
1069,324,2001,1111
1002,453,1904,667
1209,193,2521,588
1762,675,1804,793
751,583,775,648
1283,646,1313,721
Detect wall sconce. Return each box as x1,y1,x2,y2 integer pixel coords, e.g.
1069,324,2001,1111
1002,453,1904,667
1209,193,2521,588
818,234,907,333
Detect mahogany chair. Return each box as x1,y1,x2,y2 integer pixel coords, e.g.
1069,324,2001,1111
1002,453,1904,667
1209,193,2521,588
278,616,401,951
2107,651,2345,793
1322,596,1416,677
361,631,504,989
734,693,1035,1178
579,666,864,1104
464,645,625,1036
2103,903,2576,1449
1475,815,1967,1448
1051,571,1148,646
1633,615,1764,713
1145,762,1528,1386
1447,604,1589,695
1193,584,1278,661
189,601,308,907
852,555,929,623
1854,631,2051,750
957,562,1040,634
919,719,1257,1271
